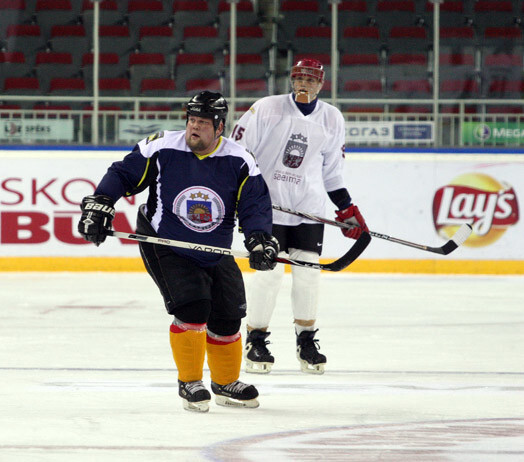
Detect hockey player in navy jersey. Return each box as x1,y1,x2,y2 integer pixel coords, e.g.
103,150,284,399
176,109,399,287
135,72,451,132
78,91,279,412
231,58,369,375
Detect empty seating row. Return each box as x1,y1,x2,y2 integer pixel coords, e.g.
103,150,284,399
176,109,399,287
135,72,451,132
2,23,270,64
284,24,524,57
0,50,271,95
277,0,524,44
0,0,261,42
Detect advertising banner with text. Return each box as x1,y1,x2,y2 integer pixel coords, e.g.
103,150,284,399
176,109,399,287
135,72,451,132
0,149,522,261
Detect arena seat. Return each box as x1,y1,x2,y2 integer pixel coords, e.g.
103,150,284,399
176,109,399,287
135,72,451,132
35,0,77,38
341,79,384,98
138,25,179,54
278,0,321,43
440,78,481,99
98,25,135,57
35,51,77,93
98,77,131,96
229,26,270,54
49,77,86,96
218,0,260,39
172,0,215,32
81,0,122,33
0,0,30,41
234,78,268,96
473,1,515,31
6,24,46,57
185,78,222,95
81,53,124,84
339,53,381,89
129,53,170,94
182,25,224,54
386,25,430,53
388,78,432,98
224,53,268,80
422,1,466,27
49,25,89,65
3,76,41,94
340,26,381,54
175,53,220,94
335,1,369,30
0,51,31,91
375,0,417,35
292,26,331,54
140,78,176,96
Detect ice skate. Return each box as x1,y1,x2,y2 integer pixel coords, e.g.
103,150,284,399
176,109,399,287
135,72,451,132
296,329,326,374
244,330,274,374
211,380,260,408
178,380,211,412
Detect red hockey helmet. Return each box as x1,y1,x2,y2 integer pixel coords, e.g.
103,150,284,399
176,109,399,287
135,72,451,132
290,58,325,82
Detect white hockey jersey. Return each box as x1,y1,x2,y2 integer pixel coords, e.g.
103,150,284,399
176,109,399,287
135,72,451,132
230,93,347,226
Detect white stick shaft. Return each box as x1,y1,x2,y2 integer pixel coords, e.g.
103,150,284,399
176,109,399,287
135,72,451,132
109,231,249,258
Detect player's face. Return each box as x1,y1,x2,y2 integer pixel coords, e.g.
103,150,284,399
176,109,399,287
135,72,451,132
185,116,220,154
292,75,323,101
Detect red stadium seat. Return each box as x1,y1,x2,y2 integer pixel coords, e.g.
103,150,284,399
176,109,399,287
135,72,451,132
3,76,40,94
185,78,221,93
49,77,86,95
140,78,176,96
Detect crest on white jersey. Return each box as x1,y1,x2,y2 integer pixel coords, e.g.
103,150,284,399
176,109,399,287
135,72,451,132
173,186,224,232
283,133,308,168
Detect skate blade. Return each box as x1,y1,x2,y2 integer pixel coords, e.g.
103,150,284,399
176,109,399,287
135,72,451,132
245,360,272,374
182,398,210,413
215,395,260,408
299,360,325,375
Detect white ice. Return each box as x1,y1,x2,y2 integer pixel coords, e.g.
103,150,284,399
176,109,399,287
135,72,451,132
0,272,523,461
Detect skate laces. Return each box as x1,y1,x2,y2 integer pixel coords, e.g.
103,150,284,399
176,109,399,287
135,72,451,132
298,330,321,354
222,380,248,393
184,380,206,393
249,331,271,353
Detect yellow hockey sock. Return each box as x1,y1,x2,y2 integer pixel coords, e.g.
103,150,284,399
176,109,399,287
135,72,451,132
169,323,206,383
206,333,242,386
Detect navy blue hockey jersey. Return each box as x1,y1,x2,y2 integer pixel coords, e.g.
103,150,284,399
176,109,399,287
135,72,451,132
95,130,273,266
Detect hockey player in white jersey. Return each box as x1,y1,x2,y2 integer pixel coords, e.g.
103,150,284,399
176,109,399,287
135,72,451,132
230,58,369,374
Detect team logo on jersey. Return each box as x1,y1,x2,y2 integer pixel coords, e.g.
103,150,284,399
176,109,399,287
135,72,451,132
283,133,307,168
146,131,164,144
173,186,225,232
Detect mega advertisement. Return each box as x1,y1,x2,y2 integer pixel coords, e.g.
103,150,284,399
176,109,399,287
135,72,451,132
0,149,523,267
462,122,524,145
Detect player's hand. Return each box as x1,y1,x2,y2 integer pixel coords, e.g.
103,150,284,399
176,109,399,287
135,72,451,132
244,232,279,271
335,204,368,239
78,195,115,246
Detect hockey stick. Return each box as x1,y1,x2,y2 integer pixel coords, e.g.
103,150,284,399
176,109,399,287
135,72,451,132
108,230,371,272
272,204,472,256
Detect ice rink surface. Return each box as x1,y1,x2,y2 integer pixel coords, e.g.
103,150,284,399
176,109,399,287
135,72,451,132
0,271,523,461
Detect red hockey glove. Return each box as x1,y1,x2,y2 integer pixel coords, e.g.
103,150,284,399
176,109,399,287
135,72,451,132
335,205,369,240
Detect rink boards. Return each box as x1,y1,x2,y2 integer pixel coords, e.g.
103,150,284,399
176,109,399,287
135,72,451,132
0,147,523,274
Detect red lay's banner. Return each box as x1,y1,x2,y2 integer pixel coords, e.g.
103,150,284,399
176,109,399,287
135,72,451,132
433,173,520,247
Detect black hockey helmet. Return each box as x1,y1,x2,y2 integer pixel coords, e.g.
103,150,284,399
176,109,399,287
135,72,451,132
186,91,228,132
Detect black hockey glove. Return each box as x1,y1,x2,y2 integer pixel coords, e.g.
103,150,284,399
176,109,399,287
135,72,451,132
244,232,279,271
78,195,115,246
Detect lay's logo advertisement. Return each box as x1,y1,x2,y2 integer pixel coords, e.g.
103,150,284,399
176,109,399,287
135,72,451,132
432,173,519,247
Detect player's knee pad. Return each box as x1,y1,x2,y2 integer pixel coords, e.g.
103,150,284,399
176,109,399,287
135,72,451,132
172,299,212,325
206,329,242,385
289,248,320,321
207,317,241,337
